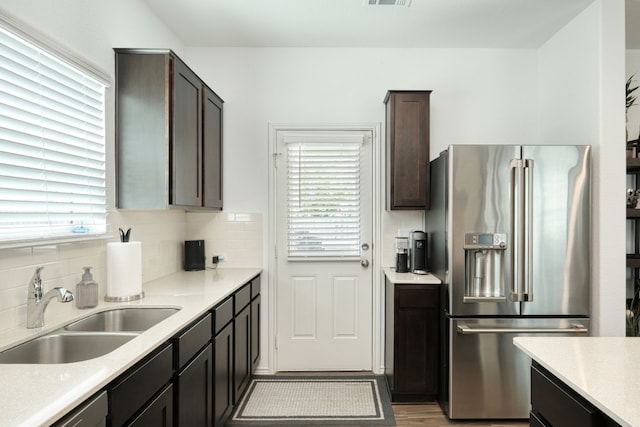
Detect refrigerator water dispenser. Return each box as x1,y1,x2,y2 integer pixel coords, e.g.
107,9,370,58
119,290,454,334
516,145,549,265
463,233,507,302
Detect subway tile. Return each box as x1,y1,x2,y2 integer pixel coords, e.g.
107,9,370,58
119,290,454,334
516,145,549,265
0,210,263,330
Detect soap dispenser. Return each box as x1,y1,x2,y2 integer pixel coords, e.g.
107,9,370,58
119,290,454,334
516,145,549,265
76,266,99,309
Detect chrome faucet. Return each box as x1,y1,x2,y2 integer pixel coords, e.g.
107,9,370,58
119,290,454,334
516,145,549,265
27,266,74,328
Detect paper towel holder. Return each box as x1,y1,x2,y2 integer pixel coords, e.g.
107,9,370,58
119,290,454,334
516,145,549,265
105,241,144,302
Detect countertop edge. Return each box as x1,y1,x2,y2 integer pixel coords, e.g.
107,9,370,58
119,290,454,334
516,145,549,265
383,267,442,284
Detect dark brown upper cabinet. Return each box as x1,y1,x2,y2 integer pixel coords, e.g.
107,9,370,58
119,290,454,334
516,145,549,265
115,49,223,210
384,91,431,210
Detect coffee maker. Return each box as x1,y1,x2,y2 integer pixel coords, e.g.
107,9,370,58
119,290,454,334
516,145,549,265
409,231,428,274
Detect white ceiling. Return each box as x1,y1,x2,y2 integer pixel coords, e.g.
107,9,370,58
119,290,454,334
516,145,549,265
143,0,611,48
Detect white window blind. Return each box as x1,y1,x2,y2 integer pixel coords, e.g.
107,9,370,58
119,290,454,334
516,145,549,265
287,138,362,259
0,24,107,244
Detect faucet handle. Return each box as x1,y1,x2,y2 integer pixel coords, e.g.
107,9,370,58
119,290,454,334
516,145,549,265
30,266,44,290
32,266,44,281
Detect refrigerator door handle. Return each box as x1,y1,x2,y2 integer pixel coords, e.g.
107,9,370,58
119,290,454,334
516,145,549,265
457,324,588,335
510,159,525,302
523,158,534,302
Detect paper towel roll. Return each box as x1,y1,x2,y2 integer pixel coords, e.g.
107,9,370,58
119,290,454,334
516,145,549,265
106,241,143,301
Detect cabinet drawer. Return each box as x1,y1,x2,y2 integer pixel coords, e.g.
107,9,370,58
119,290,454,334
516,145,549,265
109,344,173,426
250,275,261,299
54,391,108,427
235,283,251,315
531,364,599,427
174,313,212,368
397,285,438,309
214,296,233,334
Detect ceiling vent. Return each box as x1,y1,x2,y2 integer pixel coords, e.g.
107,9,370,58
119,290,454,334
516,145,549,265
363,0,412,6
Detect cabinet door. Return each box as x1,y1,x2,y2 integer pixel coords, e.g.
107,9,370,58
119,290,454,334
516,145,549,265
214,322,234,427
175,343,213,426
126,384,173,427
251,294,261,372
172,57,202,207
395,285,439,395
234,304,251,403
109,344,173,426
203,86,223,209
385,91,431,210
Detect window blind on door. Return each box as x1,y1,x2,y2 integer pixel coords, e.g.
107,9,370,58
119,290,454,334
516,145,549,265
286,136,363,259
0,24,107,244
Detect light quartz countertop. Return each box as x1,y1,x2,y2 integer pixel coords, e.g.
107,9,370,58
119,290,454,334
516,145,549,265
514,337,640,427
383,267,442,284
0,267,261,427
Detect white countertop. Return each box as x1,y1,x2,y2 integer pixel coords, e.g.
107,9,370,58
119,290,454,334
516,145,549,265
383,267,441,284
514,337,640,427
0,268,261,427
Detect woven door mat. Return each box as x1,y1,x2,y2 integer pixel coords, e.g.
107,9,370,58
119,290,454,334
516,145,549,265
226,375,396,426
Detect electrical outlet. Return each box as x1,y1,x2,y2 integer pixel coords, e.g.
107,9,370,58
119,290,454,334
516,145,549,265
212,254,226,264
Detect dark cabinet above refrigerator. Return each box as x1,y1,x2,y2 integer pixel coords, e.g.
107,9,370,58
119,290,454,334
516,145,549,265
384,90,431,210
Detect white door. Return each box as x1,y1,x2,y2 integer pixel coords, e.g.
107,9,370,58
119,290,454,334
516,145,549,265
275,128,373,371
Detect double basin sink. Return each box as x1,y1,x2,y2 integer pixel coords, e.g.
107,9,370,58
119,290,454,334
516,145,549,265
0,307,180,364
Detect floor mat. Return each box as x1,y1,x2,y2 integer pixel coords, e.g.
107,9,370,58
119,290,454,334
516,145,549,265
226,375,396,426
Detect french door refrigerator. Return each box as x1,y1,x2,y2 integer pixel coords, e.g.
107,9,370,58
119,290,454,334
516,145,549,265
425,145,591,419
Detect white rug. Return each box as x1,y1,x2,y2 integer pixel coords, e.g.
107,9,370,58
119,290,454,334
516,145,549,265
228,376,396,426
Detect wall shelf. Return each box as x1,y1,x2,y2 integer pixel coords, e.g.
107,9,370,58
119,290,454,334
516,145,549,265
626,157,640,336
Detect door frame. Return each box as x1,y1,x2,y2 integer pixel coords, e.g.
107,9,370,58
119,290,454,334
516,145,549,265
267,122,383,374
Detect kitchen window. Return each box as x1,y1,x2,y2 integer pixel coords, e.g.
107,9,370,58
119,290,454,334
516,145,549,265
0,18,108,246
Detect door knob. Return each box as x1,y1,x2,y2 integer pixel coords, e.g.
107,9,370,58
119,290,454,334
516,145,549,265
360,259,370,268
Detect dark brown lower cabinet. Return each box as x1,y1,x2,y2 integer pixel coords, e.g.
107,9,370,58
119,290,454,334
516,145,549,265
385,281,439,402
530,362,620,427
175,344,213,426
251,294,261,372
108,343,173,426
234,303,251,403
127,384,173,427
214,321,234,427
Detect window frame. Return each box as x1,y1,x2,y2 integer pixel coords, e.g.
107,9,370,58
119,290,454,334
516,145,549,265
0,13,111,248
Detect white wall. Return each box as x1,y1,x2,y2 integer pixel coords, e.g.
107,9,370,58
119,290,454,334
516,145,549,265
537,0,626,336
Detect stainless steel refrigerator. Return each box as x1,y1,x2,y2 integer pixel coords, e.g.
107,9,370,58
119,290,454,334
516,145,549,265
425,145,591,419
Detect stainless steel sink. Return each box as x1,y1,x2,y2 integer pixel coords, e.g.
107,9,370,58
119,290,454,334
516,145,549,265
63,307,180,332
0,332,136,364
0,307,180,364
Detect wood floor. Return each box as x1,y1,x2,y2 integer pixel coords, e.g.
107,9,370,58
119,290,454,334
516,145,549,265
391,404,529,427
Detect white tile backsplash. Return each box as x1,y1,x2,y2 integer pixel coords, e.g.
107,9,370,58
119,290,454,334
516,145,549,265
186,212,263,269
0,209,264,333
381,210,424,268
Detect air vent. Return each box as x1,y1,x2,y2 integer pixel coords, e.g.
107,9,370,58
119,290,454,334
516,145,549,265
364,0,412,6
